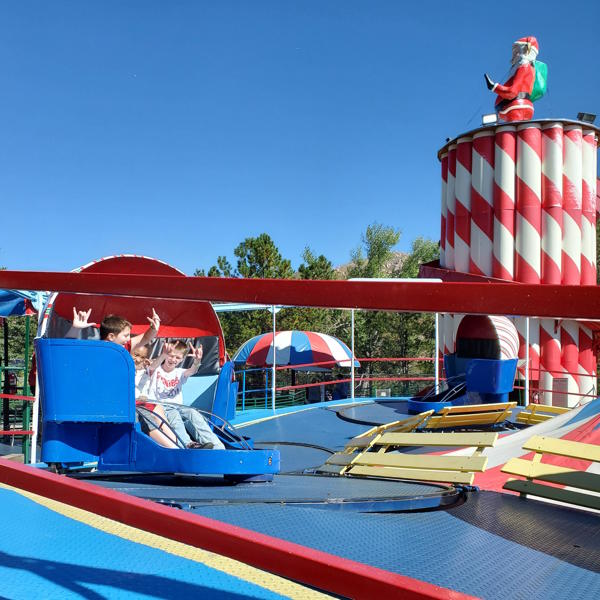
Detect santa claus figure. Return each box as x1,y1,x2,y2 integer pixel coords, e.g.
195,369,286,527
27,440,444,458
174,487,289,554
485,36,539,122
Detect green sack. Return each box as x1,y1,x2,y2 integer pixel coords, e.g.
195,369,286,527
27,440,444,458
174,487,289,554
529,60,547,102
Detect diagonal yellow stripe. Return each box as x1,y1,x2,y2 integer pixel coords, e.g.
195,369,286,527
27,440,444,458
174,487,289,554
1,483,332,600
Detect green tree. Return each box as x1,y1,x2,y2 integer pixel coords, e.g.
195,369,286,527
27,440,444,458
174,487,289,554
195,234,295,357
235,234,294,279
194,256,233,278
298,248,335,280
348,223,401,278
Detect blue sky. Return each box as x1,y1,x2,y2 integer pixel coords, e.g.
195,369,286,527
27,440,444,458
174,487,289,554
1,1,598,275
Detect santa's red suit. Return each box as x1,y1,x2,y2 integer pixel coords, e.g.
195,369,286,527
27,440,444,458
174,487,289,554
487,36,538,122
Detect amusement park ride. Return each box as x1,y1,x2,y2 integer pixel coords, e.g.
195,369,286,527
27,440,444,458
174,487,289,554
0,35,599,600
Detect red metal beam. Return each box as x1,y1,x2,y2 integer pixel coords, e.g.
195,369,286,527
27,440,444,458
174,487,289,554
0,270,599,319
0,459,475,600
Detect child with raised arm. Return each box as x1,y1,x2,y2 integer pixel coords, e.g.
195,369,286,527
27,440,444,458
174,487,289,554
68,308,161,352
131,344,179,449
148,340,225,450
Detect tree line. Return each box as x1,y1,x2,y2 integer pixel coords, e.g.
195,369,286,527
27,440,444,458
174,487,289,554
195,223,440,394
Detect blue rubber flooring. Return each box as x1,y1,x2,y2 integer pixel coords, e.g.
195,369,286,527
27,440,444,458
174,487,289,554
238,404,375,451
0,486,293,600
191,490,600,600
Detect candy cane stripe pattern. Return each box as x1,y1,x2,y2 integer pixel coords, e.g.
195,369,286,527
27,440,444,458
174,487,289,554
540,318,561,406
561,320,580,407
440,152,448,268
470,131,494,276
515,123,542,284
541,124,563,285
578,324,595,402
445,144,457,270
493,126,516,280
454,137,472,273
562,125,582,285
581,130,597,285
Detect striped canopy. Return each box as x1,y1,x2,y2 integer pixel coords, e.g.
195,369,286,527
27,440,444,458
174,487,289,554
233,331,359,370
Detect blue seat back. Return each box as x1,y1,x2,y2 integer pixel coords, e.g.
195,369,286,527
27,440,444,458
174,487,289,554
35,338,136,464
211,361,237,424
36,338,135,423
465,358,518,394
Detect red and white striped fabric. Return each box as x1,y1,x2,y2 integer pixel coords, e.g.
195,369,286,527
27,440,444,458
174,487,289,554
562,125,582,285
470,131,494,276
581,129,597,285
515,123,542,284
561,320,580,407
493,125,516,280
445,144,457,270
454,137,472,273
539,318,561,406
541,124,563,284
440,152,448,268
233,330,356,369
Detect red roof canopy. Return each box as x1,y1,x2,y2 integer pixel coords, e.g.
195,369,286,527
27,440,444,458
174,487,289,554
51,256,226,363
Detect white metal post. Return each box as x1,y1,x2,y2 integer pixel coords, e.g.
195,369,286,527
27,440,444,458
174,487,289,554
351,309,355,400
271,305,276,411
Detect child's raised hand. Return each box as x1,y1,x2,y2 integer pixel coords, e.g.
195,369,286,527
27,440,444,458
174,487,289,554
161,342,174,357
188,342,203,363
147,308,160,332
72,307,96,329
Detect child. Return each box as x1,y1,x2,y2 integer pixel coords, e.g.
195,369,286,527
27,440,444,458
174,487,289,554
148,340,225,450
132,344,158,399
68,308,160,352
131,344,181,448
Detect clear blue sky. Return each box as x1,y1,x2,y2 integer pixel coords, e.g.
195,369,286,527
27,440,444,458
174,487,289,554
1,1,598,275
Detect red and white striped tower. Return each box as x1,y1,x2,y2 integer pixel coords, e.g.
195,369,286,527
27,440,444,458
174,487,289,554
454,137,472,273
443,313,454,356
436,120,598,406
442,146,457,359
581,129,597,285
515,123,542,284
579,130,597,402
539,319,561,406
561,125,583,405
561,320,580,407
493,126,516,280
470,131,494,276
562,125,583,285
445,144,457,270
440,152,448,268
578,324,595,403
541,124,563,285
515,123,542,388
539,123,563,403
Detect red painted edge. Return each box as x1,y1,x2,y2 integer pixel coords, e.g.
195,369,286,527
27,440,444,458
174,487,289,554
0,459,477,600
0,270,598,319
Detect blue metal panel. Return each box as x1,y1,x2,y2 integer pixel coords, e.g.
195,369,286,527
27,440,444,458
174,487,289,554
97,430,279,478
212,361,237,423
36,338,135,423
466,358,517,394
41,422,101,463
